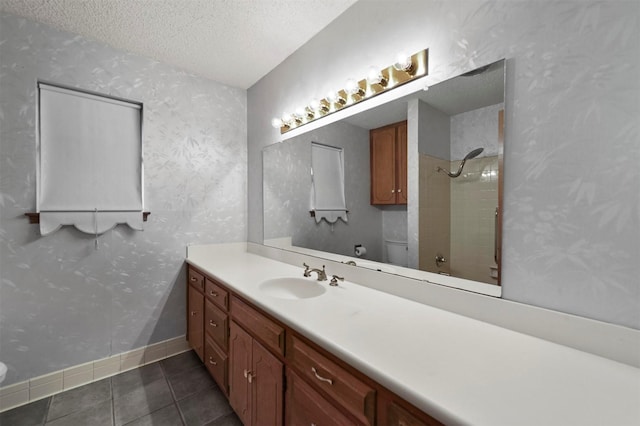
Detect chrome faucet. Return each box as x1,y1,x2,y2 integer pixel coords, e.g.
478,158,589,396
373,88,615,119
303,263,327,281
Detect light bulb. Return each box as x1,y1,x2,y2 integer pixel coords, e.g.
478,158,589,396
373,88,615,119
345,79,365,97
366,66,387,86
327,90,346,105
310,98,328,113
271,117,283,128
295,107,310,121
345,78,358,94
281,112,293,125
393,52,413,72
326,90,339,103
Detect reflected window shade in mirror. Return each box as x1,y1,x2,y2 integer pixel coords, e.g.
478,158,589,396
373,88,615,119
263,59,505,296
37,82,144,236
310,143,347,224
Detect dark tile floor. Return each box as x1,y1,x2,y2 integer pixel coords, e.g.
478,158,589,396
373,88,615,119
0,351,242,426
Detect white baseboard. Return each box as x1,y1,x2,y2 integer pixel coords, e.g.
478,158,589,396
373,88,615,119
0,335,191,413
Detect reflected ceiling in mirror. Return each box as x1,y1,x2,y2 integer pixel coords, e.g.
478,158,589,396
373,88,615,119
263,59,505,296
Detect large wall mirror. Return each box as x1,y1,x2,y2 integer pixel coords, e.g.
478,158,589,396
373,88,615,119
263,59,505,295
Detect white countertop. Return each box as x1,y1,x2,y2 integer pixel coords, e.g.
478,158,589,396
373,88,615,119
187,243,640,426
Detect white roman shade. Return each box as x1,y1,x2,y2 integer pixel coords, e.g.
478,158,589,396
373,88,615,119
310,142,347,224
37,82,144,235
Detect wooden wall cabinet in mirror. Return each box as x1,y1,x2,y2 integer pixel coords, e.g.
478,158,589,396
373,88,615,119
370,121,407,205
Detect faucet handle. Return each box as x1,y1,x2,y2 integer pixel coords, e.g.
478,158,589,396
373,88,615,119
303,262,311,277
330,275,344,286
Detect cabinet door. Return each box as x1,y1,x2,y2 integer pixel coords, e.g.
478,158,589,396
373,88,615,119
187,284,204,361
370,126,397,205
396,121,408,204
252,340,283,425
229,322,253,426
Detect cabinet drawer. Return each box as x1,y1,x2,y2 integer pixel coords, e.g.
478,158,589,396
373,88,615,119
205,278,229,310
205,299,228,350
385,401,442,426
288,335,375,426
204,336,228,394
286,370,353,426
230,296,285,356
188,267,205,292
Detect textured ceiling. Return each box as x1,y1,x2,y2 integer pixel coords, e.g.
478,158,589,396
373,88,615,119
0,0,357,89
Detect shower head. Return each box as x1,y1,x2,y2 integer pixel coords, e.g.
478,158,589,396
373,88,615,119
464,147,484,160
437,147,484,178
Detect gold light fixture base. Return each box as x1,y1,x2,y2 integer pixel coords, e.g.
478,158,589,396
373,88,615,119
279,49,428,134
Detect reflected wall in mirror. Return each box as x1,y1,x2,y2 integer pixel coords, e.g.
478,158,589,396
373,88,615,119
263,59,505,289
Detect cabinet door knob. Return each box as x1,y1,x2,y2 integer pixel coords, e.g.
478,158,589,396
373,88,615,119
208,357,217,366
209,320,217,327
311,367,333,385
391,189,396,193
397,188,402,193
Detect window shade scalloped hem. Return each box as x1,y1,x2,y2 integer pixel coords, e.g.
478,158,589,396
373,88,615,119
312,209,348,224
39,212,144,236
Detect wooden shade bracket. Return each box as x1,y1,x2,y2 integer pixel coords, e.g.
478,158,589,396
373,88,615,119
24,211,151,224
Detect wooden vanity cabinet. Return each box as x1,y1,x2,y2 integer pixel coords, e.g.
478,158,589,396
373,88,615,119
187,264,442,426
370,120,407,205
229,306,284,426
187,268,205,361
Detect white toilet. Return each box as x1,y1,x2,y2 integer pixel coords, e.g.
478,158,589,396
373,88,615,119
385,239,408,267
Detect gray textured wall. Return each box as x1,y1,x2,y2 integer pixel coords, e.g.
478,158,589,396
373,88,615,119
247,0,640,329
0,14,247,385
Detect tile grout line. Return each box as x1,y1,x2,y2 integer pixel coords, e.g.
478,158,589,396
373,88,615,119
110,377,115,426
0,335,190,413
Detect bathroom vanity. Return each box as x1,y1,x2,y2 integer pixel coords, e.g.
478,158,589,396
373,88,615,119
186,243,639,426
187,262,437,425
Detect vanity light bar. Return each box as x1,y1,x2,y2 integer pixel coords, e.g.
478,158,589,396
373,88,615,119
272,49,428,134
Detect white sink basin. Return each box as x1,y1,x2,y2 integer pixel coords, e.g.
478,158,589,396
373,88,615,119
259,277,327,300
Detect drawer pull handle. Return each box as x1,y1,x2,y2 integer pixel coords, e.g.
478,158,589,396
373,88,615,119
209,291,218,297
190,311,197,316
208,357,217,366
209,320,217,327
243,369,254,383
190,277,197,282
311,367,333,385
